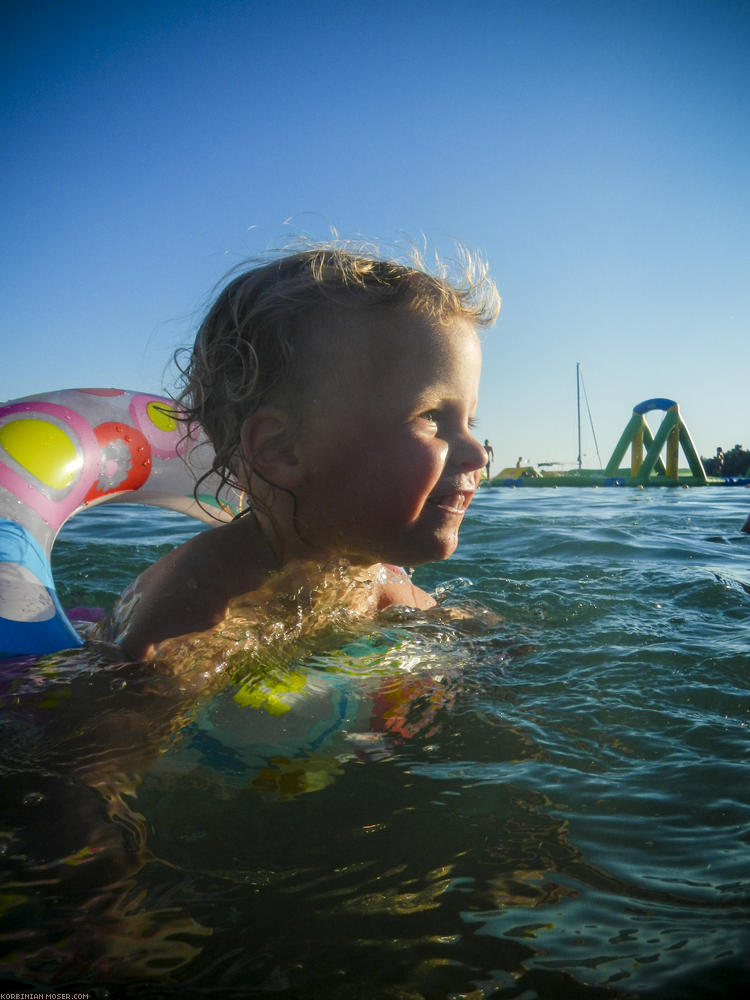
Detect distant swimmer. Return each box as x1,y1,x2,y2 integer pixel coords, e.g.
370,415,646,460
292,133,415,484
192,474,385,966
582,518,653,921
484,439,494,478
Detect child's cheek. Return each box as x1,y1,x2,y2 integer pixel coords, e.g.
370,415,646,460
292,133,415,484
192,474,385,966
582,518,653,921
399,437,447,510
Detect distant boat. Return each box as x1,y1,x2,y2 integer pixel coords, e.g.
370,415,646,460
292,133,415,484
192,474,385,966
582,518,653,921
576,362,602,470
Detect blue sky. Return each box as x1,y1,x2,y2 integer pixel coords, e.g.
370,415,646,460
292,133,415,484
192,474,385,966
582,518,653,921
2,0,748,469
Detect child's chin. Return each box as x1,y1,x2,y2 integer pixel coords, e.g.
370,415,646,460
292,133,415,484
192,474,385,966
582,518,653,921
408,535,460,565
371,525,461,567
434,542,460,562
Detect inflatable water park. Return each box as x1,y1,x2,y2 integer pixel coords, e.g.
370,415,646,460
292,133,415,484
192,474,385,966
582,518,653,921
488,396,750,488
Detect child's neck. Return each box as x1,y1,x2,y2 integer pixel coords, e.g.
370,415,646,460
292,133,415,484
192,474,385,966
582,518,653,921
250,504,385,575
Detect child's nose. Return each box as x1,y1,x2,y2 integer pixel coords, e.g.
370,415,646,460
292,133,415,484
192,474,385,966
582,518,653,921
453,431,488,472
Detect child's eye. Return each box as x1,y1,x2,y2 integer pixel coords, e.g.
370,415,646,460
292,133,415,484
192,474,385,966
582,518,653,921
469,417,478,429
420,411,439,424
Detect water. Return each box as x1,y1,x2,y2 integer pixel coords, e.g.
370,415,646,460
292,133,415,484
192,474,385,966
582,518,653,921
1,488,749,998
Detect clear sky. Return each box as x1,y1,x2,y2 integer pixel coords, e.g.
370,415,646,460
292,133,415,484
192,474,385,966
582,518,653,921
2,0,748,470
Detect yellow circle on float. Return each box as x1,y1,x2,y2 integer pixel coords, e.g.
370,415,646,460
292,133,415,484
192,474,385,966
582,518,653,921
147,401,178,433
0,418,81,489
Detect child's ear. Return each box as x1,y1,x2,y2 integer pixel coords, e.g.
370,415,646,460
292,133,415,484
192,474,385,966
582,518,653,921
240,408,303,489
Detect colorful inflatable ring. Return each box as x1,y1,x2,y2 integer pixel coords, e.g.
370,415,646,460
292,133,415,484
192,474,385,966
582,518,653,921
0,388,241,657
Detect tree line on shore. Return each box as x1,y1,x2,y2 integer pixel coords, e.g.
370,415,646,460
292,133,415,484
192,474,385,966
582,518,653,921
700,444,750,478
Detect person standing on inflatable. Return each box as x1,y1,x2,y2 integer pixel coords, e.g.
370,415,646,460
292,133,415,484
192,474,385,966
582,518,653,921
100,245,500,663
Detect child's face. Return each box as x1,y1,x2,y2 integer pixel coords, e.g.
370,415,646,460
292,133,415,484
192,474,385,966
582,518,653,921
292,310,487,568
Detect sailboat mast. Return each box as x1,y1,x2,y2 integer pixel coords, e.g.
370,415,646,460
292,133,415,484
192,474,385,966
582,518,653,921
576,362,582,470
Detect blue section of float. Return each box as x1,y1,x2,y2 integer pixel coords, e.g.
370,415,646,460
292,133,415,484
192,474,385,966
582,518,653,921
0,519,55,587
0,519,84,656
0,610,83,657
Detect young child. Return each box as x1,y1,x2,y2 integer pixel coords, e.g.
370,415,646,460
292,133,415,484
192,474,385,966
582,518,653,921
106,244,500,664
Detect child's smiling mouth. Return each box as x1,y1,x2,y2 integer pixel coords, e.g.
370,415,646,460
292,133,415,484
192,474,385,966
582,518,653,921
426,490,474,515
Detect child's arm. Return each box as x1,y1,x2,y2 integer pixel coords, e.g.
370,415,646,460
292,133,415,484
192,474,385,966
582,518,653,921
376,566,436,611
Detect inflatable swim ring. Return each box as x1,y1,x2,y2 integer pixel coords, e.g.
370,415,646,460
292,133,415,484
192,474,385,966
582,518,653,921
0,388,240,657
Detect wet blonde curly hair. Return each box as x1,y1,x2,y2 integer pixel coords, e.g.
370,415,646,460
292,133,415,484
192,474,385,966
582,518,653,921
174,242,500,509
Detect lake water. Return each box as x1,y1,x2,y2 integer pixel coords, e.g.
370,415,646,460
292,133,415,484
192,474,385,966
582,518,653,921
1,487,749,999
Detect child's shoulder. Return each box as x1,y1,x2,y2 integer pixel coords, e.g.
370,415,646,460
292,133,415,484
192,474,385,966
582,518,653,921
107,519,276,661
